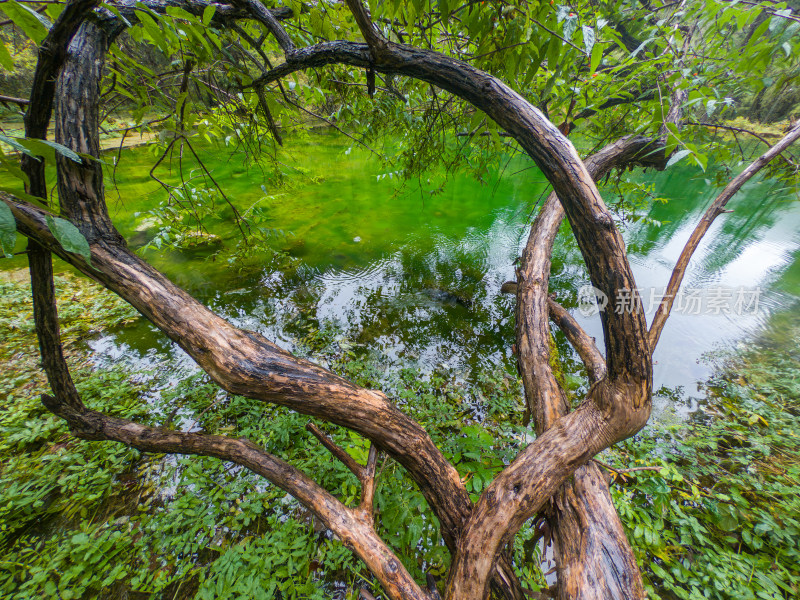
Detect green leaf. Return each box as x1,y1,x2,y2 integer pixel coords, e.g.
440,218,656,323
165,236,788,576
32,139,83,164
437,0,451,20
0,149,31,186
202,4,216,25
582,25,595,55
746,19,770,54
0,42,14,71
691,151,708,171
46,215,92,265
546,38,560,69
0,186,43,207
0,0,52,44
563,15,578,41
45,2,65,22
6,137,83,164
0,201,17,258
631,36,654,58
105,5,132,28
666,149,691,168
590,41,602,74
0,134,40,160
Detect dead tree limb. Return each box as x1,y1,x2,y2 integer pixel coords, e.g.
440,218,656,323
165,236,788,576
546,297,606,386
306,422,367,480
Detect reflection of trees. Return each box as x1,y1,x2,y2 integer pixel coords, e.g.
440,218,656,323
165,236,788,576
338,242,514,378
621,168,797,279
698,181,796,276
248,220,525,381
114,166,798,386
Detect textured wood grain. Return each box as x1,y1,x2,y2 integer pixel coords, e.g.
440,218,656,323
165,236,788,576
512,135,665,600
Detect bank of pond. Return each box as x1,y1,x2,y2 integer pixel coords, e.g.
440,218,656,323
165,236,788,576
0,130,798,598
0,272,798,599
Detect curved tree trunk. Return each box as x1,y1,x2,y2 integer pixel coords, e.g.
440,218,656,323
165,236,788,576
9,7,525,598
8,2,798,599
11,5,656,598
516,136,667,600
551,463,642,600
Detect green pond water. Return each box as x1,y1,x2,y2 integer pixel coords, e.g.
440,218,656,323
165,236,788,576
4,130,799,414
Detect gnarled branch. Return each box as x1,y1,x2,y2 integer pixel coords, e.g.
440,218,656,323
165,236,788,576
546,297,606,386
41,395,429,600
507,134,666,600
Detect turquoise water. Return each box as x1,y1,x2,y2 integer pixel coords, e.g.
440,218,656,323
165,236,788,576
4,131,799,413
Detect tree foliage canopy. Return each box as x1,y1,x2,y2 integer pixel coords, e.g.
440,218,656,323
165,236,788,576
0,0,799,599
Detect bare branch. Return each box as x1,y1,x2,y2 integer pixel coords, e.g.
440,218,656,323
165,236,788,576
254,85,283,145
592,458,663,477
547,297,606,385
329,77,407,101
688,121,798,169
306,422,366,479
27,242,85,411
360,443,379,512
281,94,383,157
0,94,30,108
649,120,800,348
517,135,665,431
344,0,388,54
573,89,656,122
229,0,295,53
529,18,587,56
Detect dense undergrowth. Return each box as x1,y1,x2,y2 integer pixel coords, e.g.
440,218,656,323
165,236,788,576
610,312,800,600
0,273,797,599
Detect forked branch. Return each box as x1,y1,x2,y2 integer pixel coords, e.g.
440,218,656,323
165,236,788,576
307,422,366,479
306,422,382,513
344,0,389,54
230,0,295,53
509,134,667,600
361,444,379,512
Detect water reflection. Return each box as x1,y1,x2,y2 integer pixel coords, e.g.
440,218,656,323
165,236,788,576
619,173,799,406
85,134,798,416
